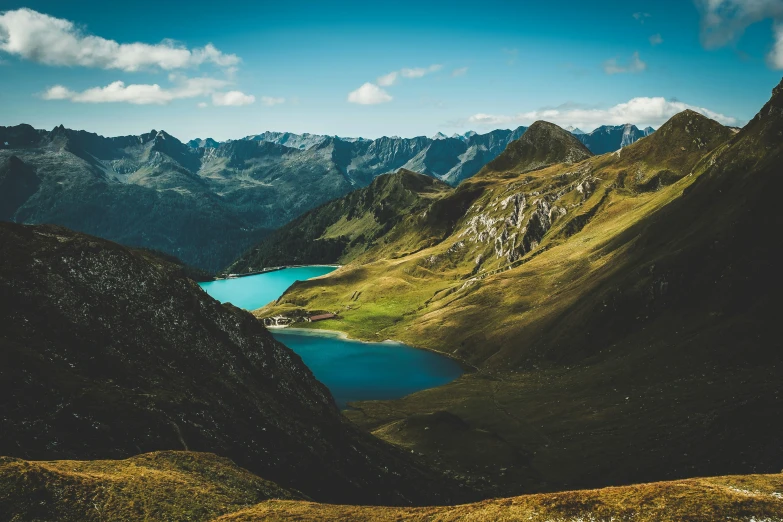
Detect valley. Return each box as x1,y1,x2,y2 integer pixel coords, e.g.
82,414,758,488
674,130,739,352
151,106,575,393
252,81,783,497
1,7,781,515
198,269,465,408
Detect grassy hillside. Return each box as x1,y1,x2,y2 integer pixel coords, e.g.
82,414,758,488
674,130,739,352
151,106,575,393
4,453,779,522
0,451,300,522
227,169,452,273
222,473,783,521
256,81,782,495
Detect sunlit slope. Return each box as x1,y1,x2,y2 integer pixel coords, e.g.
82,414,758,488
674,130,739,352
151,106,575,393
257,81,783,493
227,169,452,272
0,451,301,522
3,452,780,522
220,473,783,522
258,110,734,364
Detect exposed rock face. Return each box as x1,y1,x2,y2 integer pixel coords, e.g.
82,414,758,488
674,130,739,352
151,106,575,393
0,222,460,505
577,124,654,154
0,124,532,270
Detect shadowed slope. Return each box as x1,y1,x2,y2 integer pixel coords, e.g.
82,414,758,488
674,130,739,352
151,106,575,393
0,222,463,505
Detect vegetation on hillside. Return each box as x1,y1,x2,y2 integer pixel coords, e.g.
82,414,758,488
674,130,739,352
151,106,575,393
227,169,452,272
3,452,781,522
257,81,783,496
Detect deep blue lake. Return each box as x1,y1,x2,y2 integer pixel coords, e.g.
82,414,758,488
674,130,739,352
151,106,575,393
272,329,464,408
199,267,464,408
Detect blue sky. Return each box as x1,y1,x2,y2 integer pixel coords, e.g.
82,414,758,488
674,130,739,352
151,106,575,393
1,0,782,141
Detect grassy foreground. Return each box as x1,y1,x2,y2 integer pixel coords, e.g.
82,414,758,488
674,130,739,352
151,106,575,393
223,473,783,521
1,451,781,521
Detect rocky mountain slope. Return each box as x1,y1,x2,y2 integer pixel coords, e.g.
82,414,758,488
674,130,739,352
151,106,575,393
0,121,650,272
576,123,655,154
227,169,452,272
255,79,783,496
2,453,781,521
0,222,462,505
239,126,529,186
482,120,593,174
229,123,593,274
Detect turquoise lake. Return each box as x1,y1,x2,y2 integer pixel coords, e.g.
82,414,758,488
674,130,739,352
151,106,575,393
199,267,464,408
198,266,337,310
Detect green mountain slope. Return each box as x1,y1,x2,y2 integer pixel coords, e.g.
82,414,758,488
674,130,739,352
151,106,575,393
227,169,452,272
0,222,463,506
481,120,593,174
255,80,782,495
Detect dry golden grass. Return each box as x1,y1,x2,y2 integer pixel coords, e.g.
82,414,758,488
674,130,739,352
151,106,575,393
0,451,300,522
218,473,783,521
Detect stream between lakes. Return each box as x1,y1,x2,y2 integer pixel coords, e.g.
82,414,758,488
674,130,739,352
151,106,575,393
199,267,463,407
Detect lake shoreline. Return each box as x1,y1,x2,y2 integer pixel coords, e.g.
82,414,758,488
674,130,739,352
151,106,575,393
217,264,342,280
275,327,479,373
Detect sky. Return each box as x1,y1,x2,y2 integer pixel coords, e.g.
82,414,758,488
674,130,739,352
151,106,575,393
1,0,782,141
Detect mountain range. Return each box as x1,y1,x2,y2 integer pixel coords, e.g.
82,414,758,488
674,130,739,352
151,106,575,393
0,121,656,272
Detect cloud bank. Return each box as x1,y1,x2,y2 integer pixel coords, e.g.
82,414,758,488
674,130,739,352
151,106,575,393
0,8,239,71
462,96,738,131
43,77,255,106
696,0,783,69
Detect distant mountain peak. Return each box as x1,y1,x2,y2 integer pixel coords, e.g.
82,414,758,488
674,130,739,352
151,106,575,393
565,126,586,135
431,132,448,140
484,120,593,173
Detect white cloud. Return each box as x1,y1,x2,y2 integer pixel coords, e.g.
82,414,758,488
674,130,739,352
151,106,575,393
377,71,398,86
197,102,208,108
400,64,442,78
260,96,285,106
649,33,664,45
42,84,72,100
347,83,393,104
603,51,647,74
771,22,783,68
462,96,738,131
0,8,239,71
212,91,255,106
695,0,783,69
633,12,652,23
356,64,441,103
375,64,441,86
42,76,236,105
451,66,469,77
